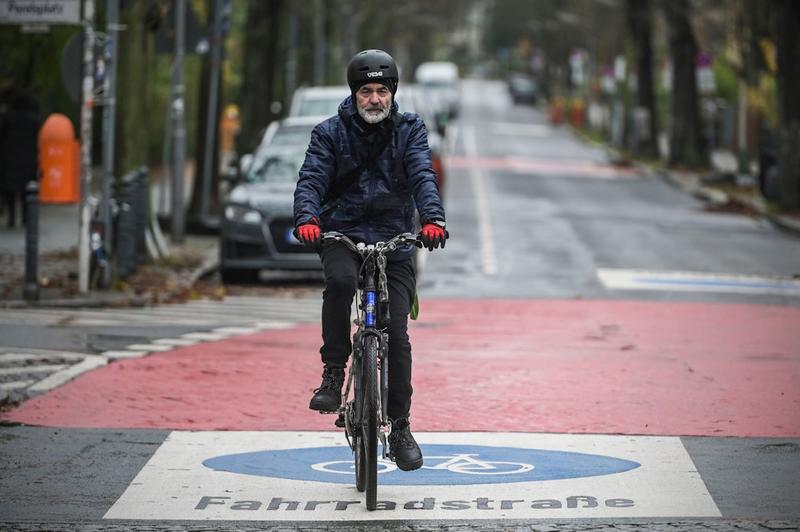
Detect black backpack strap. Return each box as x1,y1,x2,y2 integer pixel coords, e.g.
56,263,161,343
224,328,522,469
324,113,403,203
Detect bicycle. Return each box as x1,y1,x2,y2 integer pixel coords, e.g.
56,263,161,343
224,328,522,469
320,230,421,511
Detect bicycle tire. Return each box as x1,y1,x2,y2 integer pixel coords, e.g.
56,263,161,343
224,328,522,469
362,334,379,510
354,432,366,492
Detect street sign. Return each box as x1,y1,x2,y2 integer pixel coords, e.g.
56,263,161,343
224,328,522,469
105,431,721,521
0,0,80,24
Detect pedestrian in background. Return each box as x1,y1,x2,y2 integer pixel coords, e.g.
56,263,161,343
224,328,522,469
0,87,42,228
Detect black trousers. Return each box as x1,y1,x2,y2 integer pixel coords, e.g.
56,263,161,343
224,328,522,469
320,242,416,420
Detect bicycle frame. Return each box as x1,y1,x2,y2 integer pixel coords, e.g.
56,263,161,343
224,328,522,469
322,230,419,510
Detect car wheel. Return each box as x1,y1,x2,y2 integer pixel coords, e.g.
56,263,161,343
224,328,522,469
220,268,260,285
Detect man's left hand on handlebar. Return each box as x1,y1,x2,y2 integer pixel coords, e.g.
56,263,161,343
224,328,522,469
419,221,448,251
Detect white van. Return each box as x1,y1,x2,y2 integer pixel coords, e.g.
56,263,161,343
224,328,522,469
414,61,460,124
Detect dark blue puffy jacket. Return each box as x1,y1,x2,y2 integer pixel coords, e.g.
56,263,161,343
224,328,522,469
293,96,445,259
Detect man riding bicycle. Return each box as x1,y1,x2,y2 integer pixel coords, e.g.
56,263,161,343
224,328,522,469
293,49,447,472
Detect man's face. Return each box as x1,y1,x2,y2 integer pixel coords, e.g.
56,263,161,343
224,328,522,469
355,82,392,124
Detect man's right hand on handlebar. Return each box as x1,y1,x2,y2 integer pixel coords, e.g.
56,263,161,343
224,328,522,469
295,219,321,245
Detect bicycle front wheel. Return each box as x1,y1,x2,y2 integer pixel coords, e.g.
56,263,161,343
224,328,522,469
362,334,379,510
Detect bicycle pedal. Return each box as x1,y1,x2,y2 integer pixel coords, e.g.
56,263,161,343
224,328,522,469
334,413,346,428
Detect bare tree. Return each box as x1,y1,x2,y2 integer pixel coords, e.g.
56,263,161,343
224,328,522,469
663,0,703,168
772,0,800,208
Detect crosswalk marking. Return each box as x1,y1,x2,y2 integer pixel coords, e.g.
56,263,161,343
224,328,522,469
0,364,68,376
0,380,34,390
181,332,228,341
27,355,107,394
0,352,84,363
101,350,149,360
0,296,321,326
0,297,320,403
125,344,175,352
152,338,198,346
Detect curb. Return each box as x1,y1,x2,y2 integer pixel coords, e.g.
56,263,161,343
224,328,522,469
1,255,220,310
651,166,800,238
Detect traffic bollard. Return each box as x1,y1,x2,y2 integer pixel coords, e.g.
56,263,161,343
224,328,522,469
116,201,135,279
23,181,39,301
134,167,148,264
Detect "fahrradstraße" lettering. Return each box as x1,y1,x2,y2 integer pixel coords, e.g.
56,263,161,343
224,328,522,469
195,494,635,512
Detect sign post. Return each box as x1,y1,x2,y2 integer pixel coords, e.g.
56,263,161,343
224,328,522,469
77,0,95,293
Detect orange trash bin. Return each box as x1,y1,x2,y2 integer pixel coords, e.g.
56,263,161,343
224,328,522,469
39,113,80,204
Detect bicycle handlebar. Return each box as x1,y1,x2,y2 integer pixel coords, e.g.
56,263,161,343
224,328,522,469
321,231,421,256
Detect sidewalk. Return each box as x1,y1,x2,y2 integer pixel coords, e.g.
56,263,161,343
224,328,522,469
0,202,219,308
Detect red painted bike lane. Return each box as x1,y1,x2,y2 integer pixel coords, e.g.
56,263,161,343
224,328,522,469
4,299,799,437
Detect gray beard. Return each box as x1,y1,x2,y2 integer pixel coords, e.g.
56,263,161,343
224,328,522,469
358,104,390,124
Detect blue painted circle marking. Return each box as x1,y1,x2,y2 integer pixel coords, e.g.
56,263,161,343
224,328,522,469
202,444,640,485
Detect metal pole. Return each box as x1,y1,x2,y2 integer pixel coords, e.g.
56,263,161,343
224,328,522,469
200,0,223,222
78,0,95,293
313,0,325,86
171,0,187,243
23,181,39,302
285,6,298,105
101,0,119,287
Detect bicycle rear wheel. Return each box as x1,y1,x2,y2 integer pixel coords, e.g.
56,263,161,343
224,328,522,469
362,334,379,510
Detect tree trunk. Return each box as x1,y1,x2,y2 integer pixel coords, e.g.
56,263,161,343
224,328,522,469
772,0,800,208
188,0,223,223
626,0,658,158
117,2,154,175
239,0,284,155
663,0,703,168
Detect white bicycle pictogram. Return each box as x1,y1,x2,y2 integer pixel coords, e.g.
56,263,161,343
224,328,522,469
312,453,534,476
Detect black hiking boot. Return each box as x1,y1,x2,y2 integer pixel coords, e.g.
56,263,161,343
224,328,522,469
388,418,423,471
309,366,345,413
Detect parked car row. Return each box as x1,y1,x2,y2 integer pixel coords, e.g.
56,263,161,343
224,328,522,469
220,62,460,283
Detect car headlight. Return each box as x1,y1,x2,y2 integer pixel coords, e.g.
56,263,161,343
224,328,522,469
224,204,263,224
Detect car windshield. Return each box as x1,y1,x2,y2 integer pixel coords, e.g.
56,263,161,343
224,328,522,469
270,125,315,146
247,146,306,185
394,92,416,114
296,97,341,118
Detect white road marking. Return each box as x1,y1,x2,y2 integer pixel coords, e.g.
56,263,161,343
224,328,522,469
125,344,175,352
27,355,107,393
214,326,261,335
0,380,35,390
105,431,720,521
0,364,68,376
181,332,229,341
464,126,498,275
101,350,149,360
253,320,296,330
0,352,84,363
0,299,311,395
152,338,198,347
598,268,800,296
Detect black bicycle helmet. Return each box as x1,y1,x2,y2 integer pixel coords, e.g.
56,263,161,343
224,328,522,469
347,49,399,95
